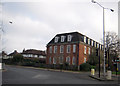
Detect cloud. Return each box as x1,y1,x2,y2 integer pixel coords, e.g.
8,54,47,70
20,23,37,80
2,1,118,53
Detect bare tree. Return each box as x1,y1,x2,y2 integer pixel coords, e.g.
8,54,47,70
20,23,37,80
105,31,119,70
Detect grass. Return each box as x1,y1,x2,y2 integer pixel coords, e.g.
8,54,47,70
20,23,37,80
112,71,120,75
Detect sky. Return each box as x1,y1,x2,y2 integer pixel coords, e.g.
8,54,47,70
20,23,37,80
0,0,119,54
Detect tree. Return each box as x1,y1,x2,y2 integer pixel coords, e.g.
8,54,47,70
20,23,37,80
12,54,24,63
105,31,119,70
88,51,99,66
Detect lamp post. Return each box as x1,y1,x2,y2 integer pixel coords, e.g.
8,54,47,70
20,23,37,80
91,0,114,77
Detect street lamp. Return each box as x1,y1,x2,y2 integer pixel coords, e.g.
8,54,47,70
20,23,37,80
91,0,114,77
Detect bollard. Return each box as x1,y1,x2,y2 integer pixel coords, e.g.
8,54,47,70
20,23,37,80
106,71,112,80
0,63,1,70
91,69,95,75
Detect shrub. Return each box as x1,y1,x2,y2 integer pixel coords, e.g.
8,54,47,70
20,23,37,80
90,65,96,70
80,63,91,71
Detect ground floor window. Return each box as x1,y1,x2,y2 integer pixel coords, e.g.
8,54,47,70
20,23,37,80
59,57,63,64
49,57,51,64
53,57,56,64
72,57,76,65
66,57,70,65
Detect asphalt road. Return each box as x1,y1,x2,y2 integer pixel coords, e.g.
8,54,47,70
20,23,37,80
2,65,118,84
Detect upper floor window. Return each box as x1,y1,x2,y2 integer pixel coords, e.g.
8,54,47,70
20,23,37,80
73,44,76,53
97,44,99,48
67,45,71,53
88,38,90,45
49,46,52,53
94,42,96,47
72,57,76,65
88,47,90,55
84,46,86,54
100,45,101,50
67,35,72,42
55,37,59,43
84,57,86,63
54,46,57,53
60,45,64,53
61,36,66,42
91,40,93,46
84,36,86,43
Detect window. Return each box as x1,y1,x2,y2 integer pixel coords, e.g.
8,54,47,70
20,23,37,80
60,45,64,53
100,45,101,50
97,44,99,48
84,46,86,54
88,47,90,55
54,46,57,53
55,37,59,43
59,57,63,64
49,57,51,64
73,44,76,53
94,42,96,47
53,57,56,64
67,35,72,42
49,46,52,53
88,38,90,45
91,40,93,46
72,57,76,65
84,57,86,63
61,36,65,42
84,36,86,43
66,57,70,64
67,45,71,53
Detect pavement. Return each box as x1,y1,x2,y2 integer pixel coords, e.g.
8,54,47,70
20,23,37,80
89,72,119,82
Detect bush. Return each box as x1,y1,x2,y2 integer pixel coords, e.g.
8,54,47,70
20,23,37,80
80,63,91,71
90,65,96,70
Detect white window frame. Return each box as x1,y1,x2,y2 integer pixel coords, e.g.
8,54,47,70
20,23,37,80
54,46,57,53
55,37,59,43
100,45,101,49
60,45,64,53
84,46,86,54
67,45,71,53
61,36,65,42
53,57,56,64
67,35,72,42
84,36,86,43
88,38,90,45
73,44,76,53
49,46,52,53
94,42,96,47
66,57,70,65
72,57,76,65
84,57,86,63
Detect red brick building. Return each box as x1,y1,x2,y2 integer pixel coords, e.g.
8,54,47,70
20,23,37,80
46,32,103,66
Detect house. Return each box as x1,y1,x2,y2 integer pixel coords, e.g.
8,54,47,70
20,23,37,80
46,32,103,66
21,49,46,59
1,51,8,59
7,50,18,59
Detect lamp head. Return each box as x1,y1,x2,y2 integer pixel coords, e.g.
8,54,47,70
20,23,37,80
110,9,114,12
91,0,96,3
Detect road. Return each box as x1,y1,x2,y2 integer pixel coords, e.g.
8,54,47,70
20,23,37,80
2,65,118,84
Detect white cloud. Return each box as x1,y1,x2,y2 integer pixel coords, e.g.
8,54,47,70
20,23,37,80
2,1,118,53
